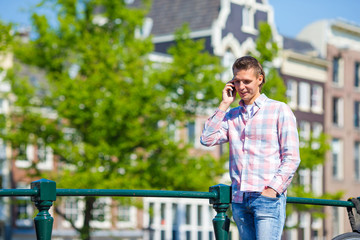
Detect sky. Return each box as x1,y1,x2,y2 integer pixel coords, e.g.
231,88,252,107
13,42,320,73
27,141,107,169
0,0,359,38
268,0,360,37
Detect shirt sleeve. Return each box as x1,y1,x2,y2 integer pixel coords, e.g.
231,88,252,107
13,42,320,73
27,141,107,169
268,103,301,194
200,108,229,147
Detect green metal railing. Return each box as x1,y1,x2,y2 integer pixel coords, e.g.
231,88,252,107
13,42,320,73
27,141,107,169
0,179,355,240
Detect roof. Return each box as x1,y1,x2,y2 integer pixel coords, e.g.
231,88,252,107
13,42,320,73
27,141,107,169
282,36,316,54
133,0,221,36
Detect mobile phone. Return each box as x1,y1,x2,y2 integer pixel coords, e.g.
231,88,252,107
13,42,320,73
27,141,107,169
228,87,235,97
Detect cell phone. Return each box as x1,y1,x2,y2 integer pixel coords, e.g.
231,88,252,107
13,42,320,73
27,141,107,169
228,87,235,97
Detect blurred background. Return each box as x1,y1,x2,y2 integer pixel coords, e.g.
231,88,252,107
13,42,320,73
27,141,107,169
0,0,359,239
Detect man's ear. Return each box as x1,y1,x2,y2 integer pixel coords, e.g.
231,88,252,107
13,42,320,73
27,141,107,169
258,74,263,86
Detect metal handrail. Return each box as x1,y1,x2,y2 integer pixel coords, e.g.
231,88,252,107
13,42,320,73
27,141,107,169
1,179,355,240
56,189,217,199
287,196,353,207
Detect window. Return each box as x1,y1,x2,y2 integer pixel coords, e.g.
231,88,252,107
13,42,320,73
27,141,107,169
197,231,202,240
15,198,33,227
312,122,323,150
186,231,191,240
93,200,105,222
197,205,202,226
222,49,236,81
37,139,54,170
242,5,256,33
187,122,195,146
355,142,360,181
299,169,310,192
149,203,154,226
332,207,343,237
332,97,344,127
172,203,178,226
0,138,6,160
312,165,323,195
160,203,166,225
185,204,191,225
332,57,344,86
286,80,297,109
332,138,343,180
298,82,310,111
64,198,79,223
299,121,311,147
209,231,214,240
15,183,33,227
117,204,136,229
355,62,360,88
355,101,360,128
135,17,153,38
311,84,323,113
15,144,33,168
90,197,111,228
167,121,180,142
118,205,130,222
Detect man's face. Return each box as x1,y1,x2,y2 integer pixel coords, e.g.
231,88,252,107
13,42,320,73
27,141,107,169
232,67,263,105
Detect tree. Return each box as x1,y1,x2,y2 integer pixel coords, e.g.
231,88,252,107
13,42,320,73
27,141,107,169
2,0,226,239
251,22,287,103
0,21,12,52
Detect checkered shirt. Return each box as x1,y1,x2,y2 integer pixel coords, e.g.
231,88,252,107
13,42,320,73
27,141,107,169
200,94,301,203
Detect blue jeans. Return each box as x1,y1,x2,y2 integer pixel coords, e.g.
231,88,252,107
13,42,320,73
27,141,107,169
232,192,286,240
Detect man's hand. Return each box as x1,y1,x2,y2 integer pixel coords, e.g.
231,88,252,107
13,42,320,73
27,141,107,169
261,187,278,198
219,81,236,111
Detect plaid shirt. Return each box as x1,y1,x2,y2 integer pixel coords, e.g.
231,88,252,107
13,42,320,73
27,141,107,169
200,94,300,203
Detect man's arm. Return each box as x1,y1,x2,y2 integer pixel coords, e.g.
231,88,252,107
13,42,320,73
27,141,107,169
266,103,301,195
200,82,236,147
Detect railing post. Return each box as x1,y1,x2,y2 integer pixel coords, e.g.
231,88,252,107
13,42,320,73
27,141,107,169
31,179,56,240
209,184,231,240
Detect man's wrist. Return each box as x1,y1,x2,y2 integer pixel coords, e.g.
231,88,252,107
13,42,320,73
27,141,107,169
219,101,231,111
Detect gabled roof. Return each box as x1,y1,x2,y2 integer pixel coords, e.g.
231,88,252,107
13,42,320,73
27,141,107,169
133,0,220,36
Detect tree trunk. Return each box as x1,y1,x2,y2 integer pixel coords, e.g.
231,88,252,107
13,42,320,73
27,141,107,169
80,196,96,240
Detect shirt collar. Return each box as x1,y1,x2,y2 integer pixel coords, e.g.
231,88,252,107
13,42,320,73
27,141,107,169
239,93,268,109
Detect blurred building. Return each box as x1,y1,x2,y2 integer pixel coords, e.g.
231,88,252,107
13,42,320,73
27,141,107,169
297,19,360,239
2,0,360,240
139,0,360,239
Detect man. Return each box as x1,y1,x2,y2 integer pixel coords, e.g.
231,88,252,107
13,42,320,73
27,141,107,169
200,56,300,239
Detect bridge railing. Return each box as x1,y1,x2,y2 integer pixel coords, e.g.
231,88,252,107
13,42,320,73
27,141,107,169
0,178,355,240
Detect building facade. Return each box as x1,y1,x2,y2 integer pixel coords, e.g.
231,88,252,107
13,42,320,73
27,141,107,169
2,1,360,240
298,19,360,238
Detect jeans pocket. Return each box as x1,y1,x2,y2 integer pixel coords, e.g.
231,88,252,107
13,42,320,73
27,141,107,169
259,194,279,201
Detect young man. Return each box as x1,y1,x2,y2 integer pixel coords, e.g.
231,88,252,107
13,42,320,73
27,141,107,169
200,56,300,239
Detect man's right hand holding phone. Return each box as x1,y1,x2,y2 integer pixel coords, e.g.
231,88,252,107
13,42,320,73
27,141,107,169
219,81,236,111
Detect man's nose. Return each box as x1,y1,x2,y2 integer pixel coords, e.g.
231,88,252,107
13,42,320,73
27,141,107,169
238,81,245,89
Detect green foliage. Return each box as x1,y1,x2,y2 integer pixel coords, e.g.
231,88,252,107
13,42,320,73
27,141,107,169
251,22,286,102
2,0,226,239
261,68,287,103
298,132,330,170
0,21,12,52
253,22,278,65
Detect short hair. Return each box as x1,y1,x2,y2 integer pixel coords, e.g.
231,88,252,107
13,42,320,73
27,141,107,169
232,56,265,91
